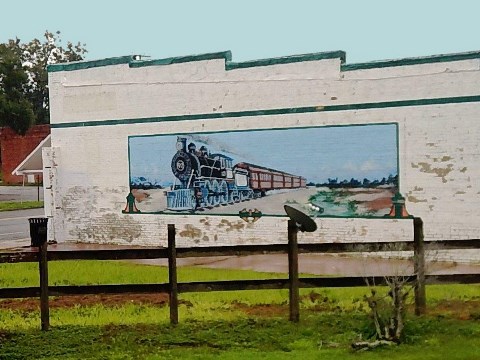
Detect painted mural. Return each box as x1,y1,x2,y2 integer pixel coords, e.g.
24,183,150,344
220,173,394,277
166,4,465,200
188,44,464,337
128,124,399,217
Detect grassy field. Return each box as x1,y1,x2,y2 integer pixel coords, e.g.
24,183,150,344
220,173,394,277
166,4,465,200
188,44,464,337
0,200,44,211
0,260,479,359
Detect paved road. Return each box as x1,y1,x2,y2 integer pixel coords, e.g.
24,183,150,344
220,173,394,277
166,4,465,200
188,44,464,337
0,185,44,202
0,186,44,248
0,208,44,248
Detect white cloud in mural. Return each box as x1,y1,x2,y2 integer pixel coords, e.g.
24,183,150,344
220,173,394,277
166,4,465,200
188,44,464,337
360,160,381,172
343,159,382,173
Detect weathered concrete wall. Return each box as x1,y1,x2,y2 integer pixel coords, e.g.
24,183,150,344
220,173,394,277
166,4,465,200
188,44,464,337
46,52,480,252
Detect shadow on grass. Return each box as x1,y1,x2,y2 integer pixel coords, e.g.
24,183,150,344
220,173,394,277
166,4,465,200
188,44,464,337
2,311,479,360
0,314,367,359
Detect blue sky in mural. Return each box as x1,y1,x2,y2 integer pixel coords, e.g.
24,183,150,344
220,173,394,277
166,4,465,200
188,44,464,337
129,124,397,186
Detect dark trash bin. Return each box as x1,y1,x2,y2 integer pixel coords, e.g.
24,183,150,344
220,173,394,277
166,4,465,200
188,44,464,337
29,218,48,247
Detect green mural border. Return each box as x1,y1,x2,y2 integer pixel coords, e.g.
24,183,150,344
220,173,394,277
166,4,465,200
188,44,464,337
127,122,400,219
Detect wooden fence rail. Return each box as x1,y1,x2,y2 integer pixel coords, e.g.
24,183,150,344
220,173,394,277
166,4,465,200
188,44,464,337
0,217,479,330
2,240,479,264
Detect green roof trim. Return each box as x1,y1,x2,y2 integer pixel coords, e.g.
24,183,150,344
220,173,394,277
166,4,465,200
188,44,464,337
342,50,480,71
47,50,346,73
47,56,134,72
50,94,480,129
47,49,480,73
225,50,346,70
129,51,232,68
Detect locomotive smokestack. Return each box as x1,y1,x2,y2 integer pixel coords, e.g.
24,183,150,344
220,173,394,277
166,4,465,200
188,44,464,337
176,137,187,152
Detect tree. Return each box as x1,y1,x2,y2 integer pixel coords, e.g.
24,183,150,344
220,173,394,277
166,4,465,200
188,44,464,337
21,31,87,124
351,242,416,350
352,228,431,351
0,31,87,133
362,275,411,343
0,41,35,134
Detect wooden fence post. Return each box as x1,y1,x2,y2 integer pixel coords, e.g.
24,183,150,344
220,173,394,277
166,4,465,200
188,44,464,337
288,219,300,322
39,237,50,330
167,224,178,325
413,217,426,315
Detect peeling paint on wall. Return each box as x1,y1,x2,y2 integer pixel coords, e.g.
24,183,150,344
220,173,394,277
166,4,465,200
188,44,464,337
434,156,453,162
218,219,246,232
69,213,142,243
179,224,203,238
360,226,368,236
411,162,454,183
407,196,428,203
199,218,211,227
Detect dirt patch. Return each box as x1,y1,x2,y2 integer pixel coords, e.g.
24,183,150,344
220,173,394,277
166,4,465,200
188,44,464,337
131,189,150,203
1,294,479,321
349,188,395,213
230,294,341,316
365,196,394,212
0,293,193,312
230,301,287,317
427,299,480,320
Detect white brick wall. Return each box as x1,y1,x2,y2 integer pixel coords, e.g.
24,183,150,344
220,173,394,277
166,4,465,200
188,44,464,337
46,53,480,259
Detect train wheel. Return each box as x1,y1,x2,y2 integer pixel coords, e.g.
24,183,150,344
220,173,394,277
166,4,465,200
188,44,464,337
199,187,209,208
204,180,213,207
240,190,250,201
219,180,228,205
230,189,240,203
212,180,220,206
240,191,245,201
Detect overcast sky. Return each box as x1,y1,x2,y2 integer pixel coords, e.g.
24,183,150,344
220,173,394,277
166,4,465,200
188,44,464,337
1,0,479,64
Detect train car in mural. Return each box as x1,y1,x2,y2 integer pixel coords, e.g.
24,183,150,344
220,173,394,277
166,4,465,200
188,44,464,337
167,137,306,211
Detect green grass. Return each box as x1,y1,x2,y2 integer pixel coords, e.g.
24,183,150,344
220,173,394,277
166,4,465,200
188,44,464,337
0,200,44,211
0,260,479,359
1,309,479,359
0,260,289,287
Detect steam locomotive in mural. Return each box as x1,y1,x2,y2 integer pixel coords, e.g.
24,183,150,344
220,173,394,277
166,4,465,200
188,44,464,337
167,137,306,211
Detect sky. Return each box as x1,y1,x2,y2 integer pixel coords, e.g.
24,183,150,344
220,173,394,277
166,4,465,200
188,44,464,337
129,124,398,185
1,0,480,64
